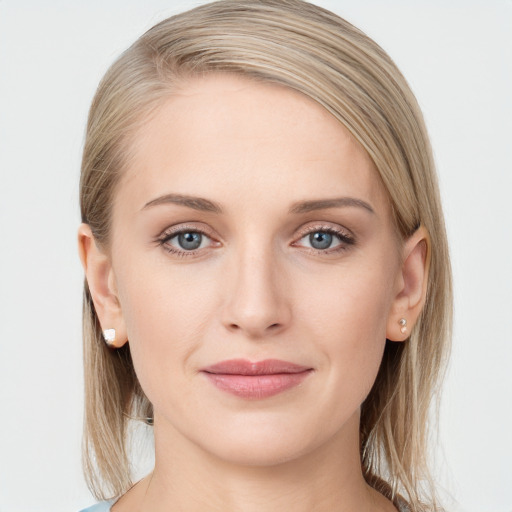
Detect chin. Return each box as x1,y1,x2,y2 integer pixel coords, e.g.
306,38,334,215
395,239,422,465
189,410,354,469
206,433,317,468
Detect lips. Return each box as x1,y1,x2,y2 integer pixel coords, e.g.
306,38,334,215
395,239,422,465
200,359,313,399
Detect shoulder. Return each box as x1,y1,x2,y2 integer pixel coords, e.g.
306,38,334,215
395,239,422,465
78,502,113,512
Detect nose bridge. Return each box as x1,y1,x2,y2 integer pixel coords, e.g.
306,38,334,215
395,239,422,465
222,234,290,337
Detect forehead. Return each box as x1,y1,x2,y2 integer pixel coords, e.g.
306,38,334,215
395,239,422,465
115,74,389,218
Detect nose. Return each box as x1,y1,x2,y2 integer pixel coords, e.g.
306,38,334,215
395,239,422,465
220,243,291,339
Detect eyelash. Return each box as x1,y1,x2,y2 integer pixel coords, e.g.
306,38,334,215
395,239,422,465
156,224,355,258
294,225,355,255
156,224,217,258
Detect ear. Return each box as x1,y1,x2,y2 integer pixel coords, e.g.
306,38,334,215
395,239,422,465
77,223,128,348
386,225,430,342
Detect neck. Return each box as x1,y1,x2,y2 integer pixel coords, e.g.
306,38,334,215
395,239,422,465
116,411,395,512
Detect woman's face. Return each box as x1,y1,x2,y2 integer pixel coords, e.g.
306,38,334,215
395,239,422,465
108,74,404,465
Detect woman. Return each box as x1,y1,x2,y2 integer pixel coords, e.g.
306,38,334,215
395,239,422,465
77,0,452,510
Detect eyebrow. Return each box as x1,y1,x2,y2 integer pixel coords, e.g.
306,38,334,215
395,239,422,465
142,194,223,213
289,197,375,215
141,193,374,215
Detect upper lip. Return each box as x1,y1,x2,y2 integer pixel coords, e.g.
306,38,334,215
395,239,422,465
201,359,312,375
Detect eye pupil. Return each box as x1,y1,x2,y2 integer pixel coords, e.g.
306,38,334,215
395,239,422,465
178,232,202,250
310,231,333,250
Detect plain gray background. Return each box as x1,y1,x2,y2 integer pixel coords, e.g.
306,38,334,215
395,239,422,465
0,1,511,511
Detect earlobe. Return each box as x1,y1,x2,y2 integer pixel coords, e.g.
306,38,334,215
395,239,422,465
386,226,430,342
77,223,128,348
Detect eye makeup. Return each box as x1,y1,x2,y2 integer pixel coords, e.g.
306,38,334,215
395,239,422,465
292,223,356,256
155,222,217,255
154,220,356,259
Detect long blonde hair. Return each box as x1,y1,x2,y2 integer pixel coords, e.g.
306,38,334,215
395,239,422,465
79,1,452,509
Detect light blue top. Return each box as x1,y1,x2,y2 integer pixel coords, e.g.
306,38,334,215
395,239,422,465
79,502,113,512
79,497,410,511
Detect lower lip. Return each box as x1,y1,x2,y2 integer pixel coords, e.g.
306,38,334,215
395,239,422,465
202,371,312,399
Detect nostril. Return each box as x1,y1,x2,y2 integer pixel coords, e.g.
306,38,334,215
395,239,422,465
227,322,281,333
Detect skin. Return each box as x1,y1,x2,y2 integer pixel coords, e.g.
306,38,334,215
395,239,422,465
79,74,429,512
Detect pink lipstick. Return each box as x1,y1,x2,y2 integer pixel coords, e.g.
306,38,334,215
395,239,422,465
200,359,313,399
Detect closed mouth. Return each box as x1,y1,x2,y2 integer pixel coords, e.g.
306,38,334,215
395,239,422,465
200,359,313,399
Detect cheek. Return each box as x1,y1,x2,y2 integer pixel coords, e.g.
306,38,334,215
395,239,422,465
115,257,220,400
296,261,395,393
298,258,394,336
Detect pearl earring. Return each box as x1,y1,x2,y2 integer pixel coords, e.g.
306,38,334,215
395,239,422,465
102,328,116,347
399,318,407,334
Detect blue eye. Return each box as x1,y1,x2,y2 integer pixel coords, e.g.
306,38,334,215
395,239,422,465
295,227,354,253
163,230,212,252
309,231,334,250
176,232,203,250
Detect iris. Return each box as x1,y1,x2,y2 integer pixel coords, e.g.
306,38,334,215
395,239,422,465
178,232,202,250
310,232,332,250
